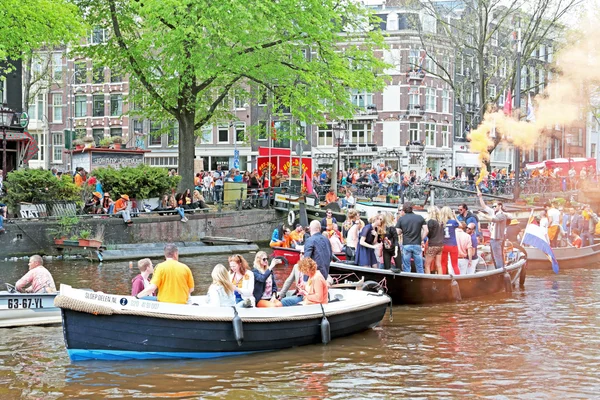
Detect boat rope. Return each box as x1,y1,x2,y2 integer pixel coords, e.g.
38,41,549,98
53,295,387,323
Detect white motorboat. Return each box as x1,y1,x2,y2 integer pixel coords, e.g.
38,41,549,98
0,284,61,328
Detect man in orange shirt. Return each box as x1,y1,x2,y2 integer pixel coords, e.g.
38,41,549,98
325,188,338,205
74,167,86,186
113,194,132,224
135,244,195,304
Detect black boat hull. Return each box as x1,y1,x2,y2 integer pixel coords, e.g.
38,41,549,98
329,260,525,304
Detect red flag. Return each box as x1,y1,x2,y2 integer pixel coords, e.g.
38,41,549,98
503,89,512,115
271,121,277,141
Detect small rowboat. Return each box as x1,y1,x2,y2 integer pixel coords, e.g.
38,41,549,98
525,243,600,271
0,284,61,328
328,258,527,304
56,284,390,361
271,246,346,266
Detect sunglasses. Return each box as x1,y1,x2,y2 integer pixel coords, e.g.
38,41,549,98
262,258,268,261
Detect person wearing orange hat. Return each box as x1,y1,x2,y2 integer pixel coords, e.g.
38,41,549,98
113,194,132,224
84,191,102,214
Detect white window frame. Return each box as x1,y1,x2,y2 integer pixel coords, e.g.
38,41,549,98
488,84,497,100
409,122,420,142
350,122,373,144
425,88,436,112
52,93,63,123
318,124,333,147
441,125,450,147
408,87,420,107
442,90,450,113
234,122,245,144
200,125,213,144
217,124,229,144
425,123,436,147
52,131,64,163
491,31,498,47
490,55,498,76
350,89,373,108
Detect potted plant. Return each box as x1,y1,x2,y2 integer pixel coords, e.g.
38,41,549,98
82,136,95,148
73,139,85,150
112,136,124,149
78,230,91,247
99,137,113,148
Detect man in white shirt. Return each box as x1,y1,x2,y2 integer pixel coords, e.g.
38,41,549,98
547,203,561,248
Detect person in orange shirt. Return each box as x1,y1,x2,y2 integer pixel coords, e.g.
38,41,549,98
298,257,328,305
325,188,338,204
113,194,132,224
73,167,86,186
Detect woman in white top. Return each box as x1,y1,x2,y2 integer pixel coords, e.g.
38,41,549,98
206,264,236,307
539,210,549,236
228,254,255,306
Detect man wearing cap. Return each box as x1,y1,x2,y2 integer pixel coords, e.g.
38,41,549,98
113,194,132,224
396,202,428,273
478,194,507,269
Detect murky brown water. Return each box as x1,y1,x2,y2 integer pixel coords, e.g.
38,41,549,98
1,252,600,399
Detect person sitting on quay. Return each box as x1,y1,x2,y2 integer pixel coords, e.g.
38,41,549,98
205,264,236,307
100,192,114,214
252,251,283,308
15,255,56,293
0,202,7,234
325,188,338,205
192,190,208,210
131,258,156,299
298,258,328,305
320,209,337,232
84,191,102,214
113,194,132,224
135,244,194,304
228,254,255,307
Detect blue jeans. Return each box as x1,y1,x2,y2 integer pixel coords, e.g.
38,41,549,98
175,207,185,219
281,295,303,307
402,244,424,273
0,215,3,231
490,239,505,269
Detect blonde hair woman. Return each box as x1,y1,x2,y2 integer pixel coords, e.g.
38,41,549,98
382,212,400,270
440,206,460,275
252,251,283,307
425,206,444,274
206,264,236,307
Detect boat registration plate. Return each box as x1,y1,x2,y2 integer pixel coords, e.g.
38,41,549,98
6,298,45,309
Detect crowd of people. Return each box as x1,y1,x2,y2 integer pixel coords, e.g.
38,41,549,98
533,202,600,248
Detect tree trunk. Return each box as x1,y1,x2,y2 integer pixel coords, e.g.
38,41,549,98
177,111,196,193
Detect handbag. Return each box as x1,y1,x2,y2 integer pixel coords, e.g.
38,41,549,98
344,245,356,258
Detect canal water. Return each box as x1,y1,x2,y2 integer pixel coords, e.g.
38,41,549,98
1,253,600,399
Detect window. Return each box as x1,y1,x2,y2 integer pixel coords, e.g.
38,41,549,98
200,125,212,144
490,55,498,76
425,88,436,112
591,143,596,158
529,148,535,161
234,93,245,109
92,129,104,146
273,120,291,148
218,124,229,143
491,31,498,46
235,122,245,143
408,49,419,69
110,128,122,137
317,124,333,146
350,89,373,108
350,122,373,144
538,70,545,92
455,114,463,138
52,94,63,123
256,121,268,141
578,128,583,146
53,53,63,80
149,121,162,146
425,56,436,74
408,87,419,107
92,65,104,84
442,90,450,113
93,95,105,117
547,47,553,63
539,44,546,61
52,132,64,162
521,66,527,89
110,68,122,83
31,133,44,161
409,123,419,142
554,138,560,158
258,87,268,106
110,94,123,116
29,94,44,121
442,125,450,147
500,58,507,78
74,62,86,84
167,123,178,146
456,54,464,75
425,123,436,146
75,95,86,117
488,84,497,100
91,27,108,44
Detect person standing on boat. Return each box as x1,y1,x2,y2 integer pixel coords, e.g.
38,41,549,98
456,204,481,242
304,220,333,278
320,209,337,232
456,222,474,275
440,206,460,275
424,206,444,275
135,244,194,304
355,214,384,269
15,255,56,293
396,202,428,273
381,212,400,271
547,202,561,248
131,258,155,298
477,194,507,269
343,209,364,262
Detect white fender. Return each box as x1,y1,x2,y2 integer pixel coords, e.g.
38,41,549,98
288,210,296,226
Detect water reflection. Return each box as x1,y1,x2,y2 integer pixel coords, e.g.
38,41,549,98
1,255,600,398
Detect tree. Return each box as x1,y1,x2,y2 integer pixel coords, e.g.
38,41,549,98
76,0,387,191
0,0,83,64
411,0,581,152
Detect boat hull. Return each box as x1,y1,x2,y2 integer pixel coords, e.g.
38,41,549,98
329,260,525,304
271,247,346,266
0,292,60,328
525,243,600,271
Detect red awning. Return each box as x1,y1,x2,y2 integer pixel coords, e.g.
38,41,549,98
3,131,38,164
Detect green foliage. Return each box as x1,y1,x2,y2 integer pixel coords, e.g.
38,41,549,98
79,229,91,239
4,169,81,210
92,164,181,200
51,216,80,239
0,0,84,62
99,137,113,147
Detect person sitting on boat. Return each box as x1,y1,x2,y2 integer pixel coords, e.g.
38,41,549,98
131,258,155,299
228,254,255,307
355,214,384,269
289,223,305,248
252,252,283,308
466,223,479,272
135,244,195,304
298,258,328,305
328,228,344,253
113,194,132,225
325,188,339,205
304,220,333,278
205,264,236,307
279,262,307,307
15,255,56,293
456,203,481,242
341,189,355,209
320,209,337,232
570,229,582,248
270,224,291,248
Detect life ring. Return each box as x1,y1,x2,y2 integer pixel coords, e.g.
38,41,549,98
288,210,296,226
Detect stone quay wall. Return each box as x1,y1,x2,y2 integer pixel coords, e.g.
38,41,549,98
0,209,285,259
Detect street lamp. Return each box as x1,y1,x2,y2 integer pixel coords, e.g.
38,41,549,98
332,121,346,179
0,106,16,181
